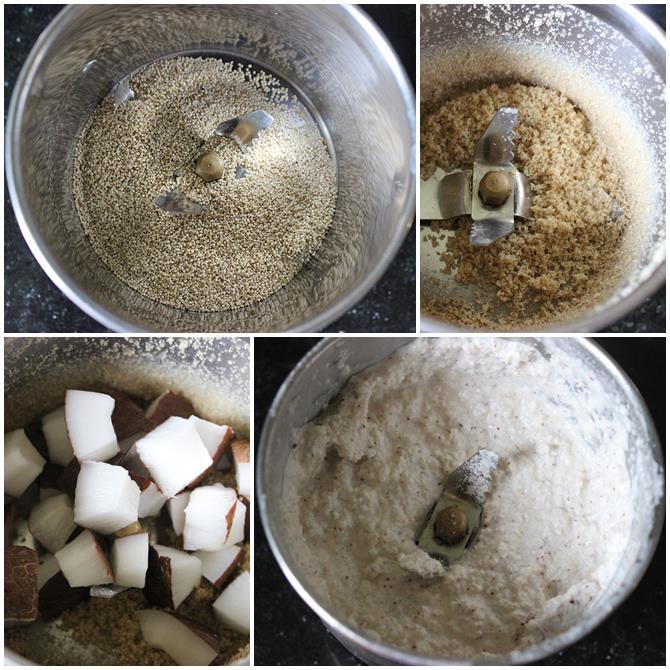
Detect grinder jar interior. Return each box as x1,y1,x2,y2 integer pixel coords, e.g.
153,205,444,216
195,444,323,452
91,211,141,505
420,4,665,331
7,5,414,332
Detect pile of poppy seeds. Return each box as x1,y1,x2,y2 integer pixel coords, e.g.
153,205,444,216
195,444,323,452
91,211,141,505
73,57,337,311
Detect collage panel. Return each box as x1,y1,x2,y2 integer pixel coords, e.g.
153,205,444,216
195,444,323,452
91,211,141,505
419,4,665,332
4,336,250,664
5,3,415,334
255,336,664,665
2,2,668,669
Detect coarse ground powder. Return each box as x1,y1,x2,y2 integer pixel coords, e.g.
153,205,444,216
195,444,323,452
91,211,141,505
421,82,629,329
73,57,336,311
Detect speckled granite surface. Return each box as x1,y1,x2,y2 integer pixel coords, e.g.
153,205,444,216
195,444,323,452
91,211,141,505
254,336,665,665
4,4,415,333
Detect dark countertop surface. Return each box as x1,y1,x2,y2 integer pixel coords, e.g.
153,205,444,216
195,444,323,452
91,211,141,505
4,4,416,334
254,336,665,665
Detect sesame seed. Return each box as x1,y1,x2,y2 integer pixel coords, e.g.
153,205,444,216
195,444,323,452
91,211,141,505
73,57,336,311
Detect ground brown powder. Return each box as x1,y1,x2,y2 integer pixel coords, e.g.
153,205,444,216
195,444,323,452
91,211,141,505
421,82,629,329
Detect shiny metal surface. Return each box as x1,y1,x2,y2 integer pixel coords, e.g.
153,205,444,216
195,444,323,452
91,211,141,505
6,4,415,332
4,336,250,665
258,337,664,665
420,4,666,332
155,109,275,214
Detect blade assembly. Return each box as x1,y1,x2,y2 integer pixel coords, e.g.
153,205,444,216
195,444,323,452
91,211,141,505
420,107,532,246
416,449,499,570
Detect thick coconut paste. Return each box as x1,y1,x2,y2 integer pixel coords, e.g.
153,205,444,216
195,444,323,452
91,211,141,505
282,339,652,658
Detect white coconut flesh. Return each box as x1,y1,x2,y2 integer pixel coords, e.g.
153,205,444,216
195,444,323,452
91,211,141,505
65,390,119,462
213,571,250,635
187,415,231,460
152,544,202,608
28,493,76,553
74,460,141,534
55,529,113,587
135,417,212,497
112,532,149,588
138,482,168,518
183,484,238,551
4,429,46,498
223,499,246,547
167,491,190,536
137,609,218,666
195,546,243,587
41,406,74,466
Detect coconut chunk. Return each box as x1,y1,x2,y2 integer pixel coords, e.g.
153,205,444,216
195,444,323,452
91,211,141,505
188,416,234,463
139,481,169,518
145,390,194,427
5,546,38,625
137,609,219,665
145,544,201,609
195,546,244,588
213,571,250,634
5,429,46,498
37,554,61,590
28,493,77,553
167,492,190,536
127,472,167,518
106,388,151,441
41,406,75,466
65,390,119,462
230,439,250,498
119,441,150,477
74,460,141,534
135,417,212,497
111,532,149,588
183,484,237,551
223,497,246,547
55,529,113,587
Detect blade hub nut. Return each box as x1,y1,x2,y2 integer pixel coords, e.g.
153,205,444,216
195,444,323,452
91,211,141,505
434,506,468,545
195,151,225,182
479,170,512,207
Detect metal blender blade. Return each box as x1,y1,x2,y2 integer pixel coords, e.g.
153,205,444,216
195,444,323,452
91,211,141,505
420,107,533,245
470,107,519,246
416,449,499,570
111,78,134,107
214,110,274,151
154,188,206,215
154,110,273,214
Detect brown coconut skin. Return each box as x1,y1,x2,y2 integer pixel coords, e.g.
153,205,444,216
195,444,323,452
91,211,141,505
145,391,194,429
5,546,39,625
174,613,220,648
39,463,65,491
187,425,234,488
104,387,152,441
59,458,81,499
38,571,90,621
214,547,245,589
144,547,174,609
240,496,250,542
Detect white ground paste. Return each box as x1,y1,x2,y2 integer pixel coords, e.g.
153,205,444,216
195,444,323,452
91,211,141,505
282,338,647,658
